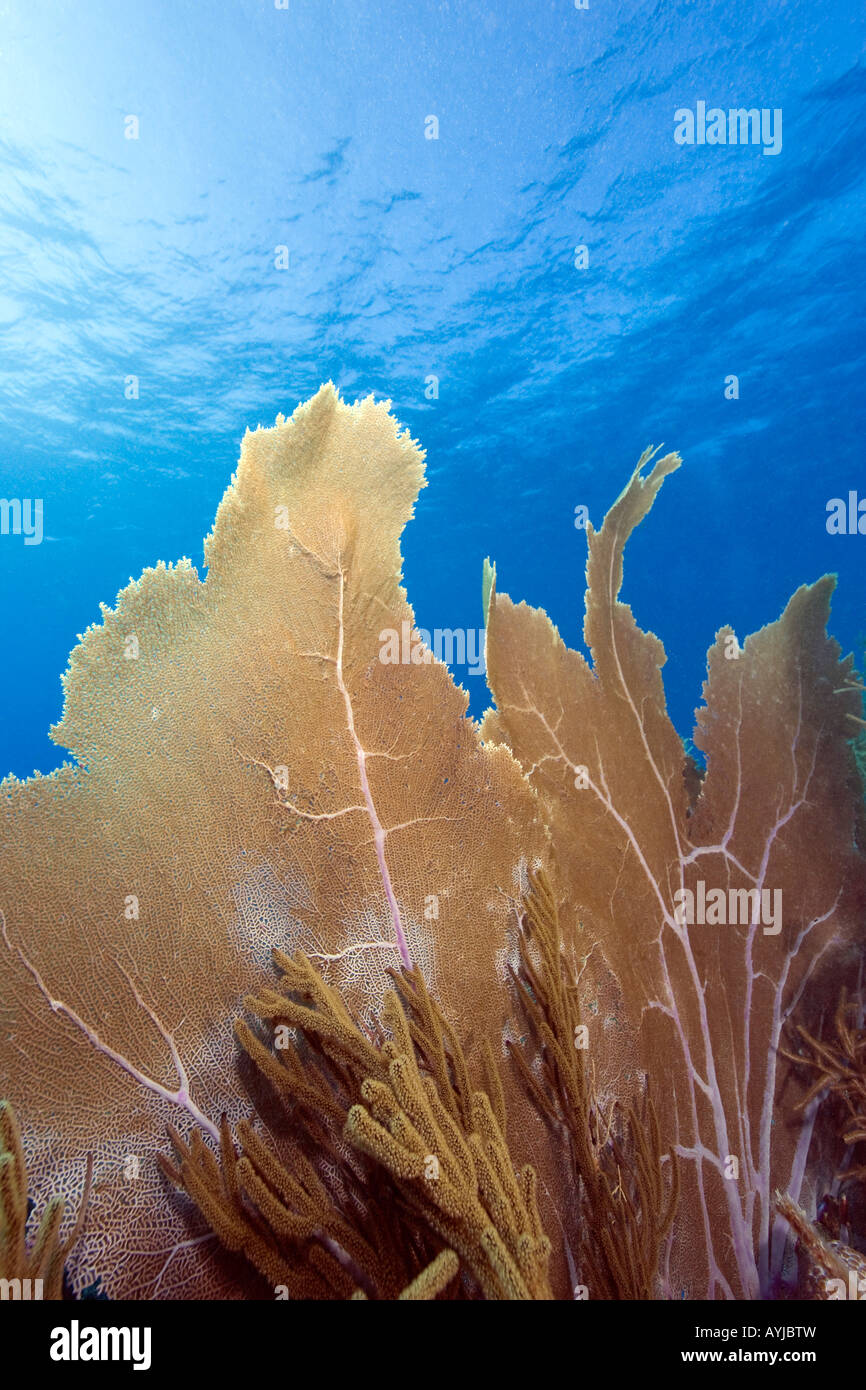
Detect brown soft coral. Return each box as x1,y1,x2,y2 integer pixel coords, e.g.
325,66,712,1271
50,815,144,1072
0,1100,91,1300
161,950,552,1299
509,869,678,1299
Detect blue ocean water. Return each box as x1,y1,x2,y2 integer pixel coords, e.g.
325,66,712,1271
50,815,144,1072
0,0,864,780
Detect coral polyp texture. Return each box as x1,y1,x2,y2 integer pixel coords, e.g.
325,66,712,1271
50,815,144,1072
0,386,863,1300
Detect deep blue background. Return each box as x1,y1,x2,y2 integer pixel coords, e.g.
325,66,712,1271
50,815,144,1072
0,0,864,779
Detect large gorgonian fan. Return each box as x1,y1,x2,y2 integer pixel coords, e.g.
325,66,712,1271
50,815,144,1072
0,389,863,1299
482,449,866,1297
0,387,546,1298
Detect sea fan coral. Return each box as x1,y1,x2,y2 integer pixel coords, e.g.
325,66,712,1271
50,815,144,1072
0,387,544,1298
0,387,863,1300
481,448,866,1296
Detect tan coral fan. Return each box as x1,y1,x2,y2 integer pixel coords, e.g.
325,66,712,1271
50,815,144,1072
0,386,544,1298
482,448,866,1297
2,394,863,1301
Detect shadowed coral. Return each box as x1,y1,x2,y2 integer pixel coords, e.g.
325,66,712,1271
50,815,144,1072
782,992,866,1182
775,1190,866,1299
509,869,678,1298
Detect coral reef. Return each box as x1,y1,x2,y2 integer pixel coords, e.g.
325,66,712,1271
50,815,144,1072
775,1192,866,1299
0,386,863,1299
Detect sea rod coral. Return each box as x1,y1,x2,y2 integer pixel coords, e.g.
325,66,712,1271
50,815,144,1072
161,948,554,1300
0,1100,92,1300
0,385,863,1299
154,868,675,1300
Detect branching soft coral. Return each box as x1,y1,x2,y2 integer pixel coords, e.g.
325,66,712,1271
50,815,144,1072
782,992,866,1183
508,869,679,1299
162,882,678,1301
0,1099,92,1299
161,950,552,1299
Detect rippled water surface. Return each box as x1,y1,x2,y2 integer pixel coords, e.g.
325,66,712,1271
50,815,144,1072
1,0,863,776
